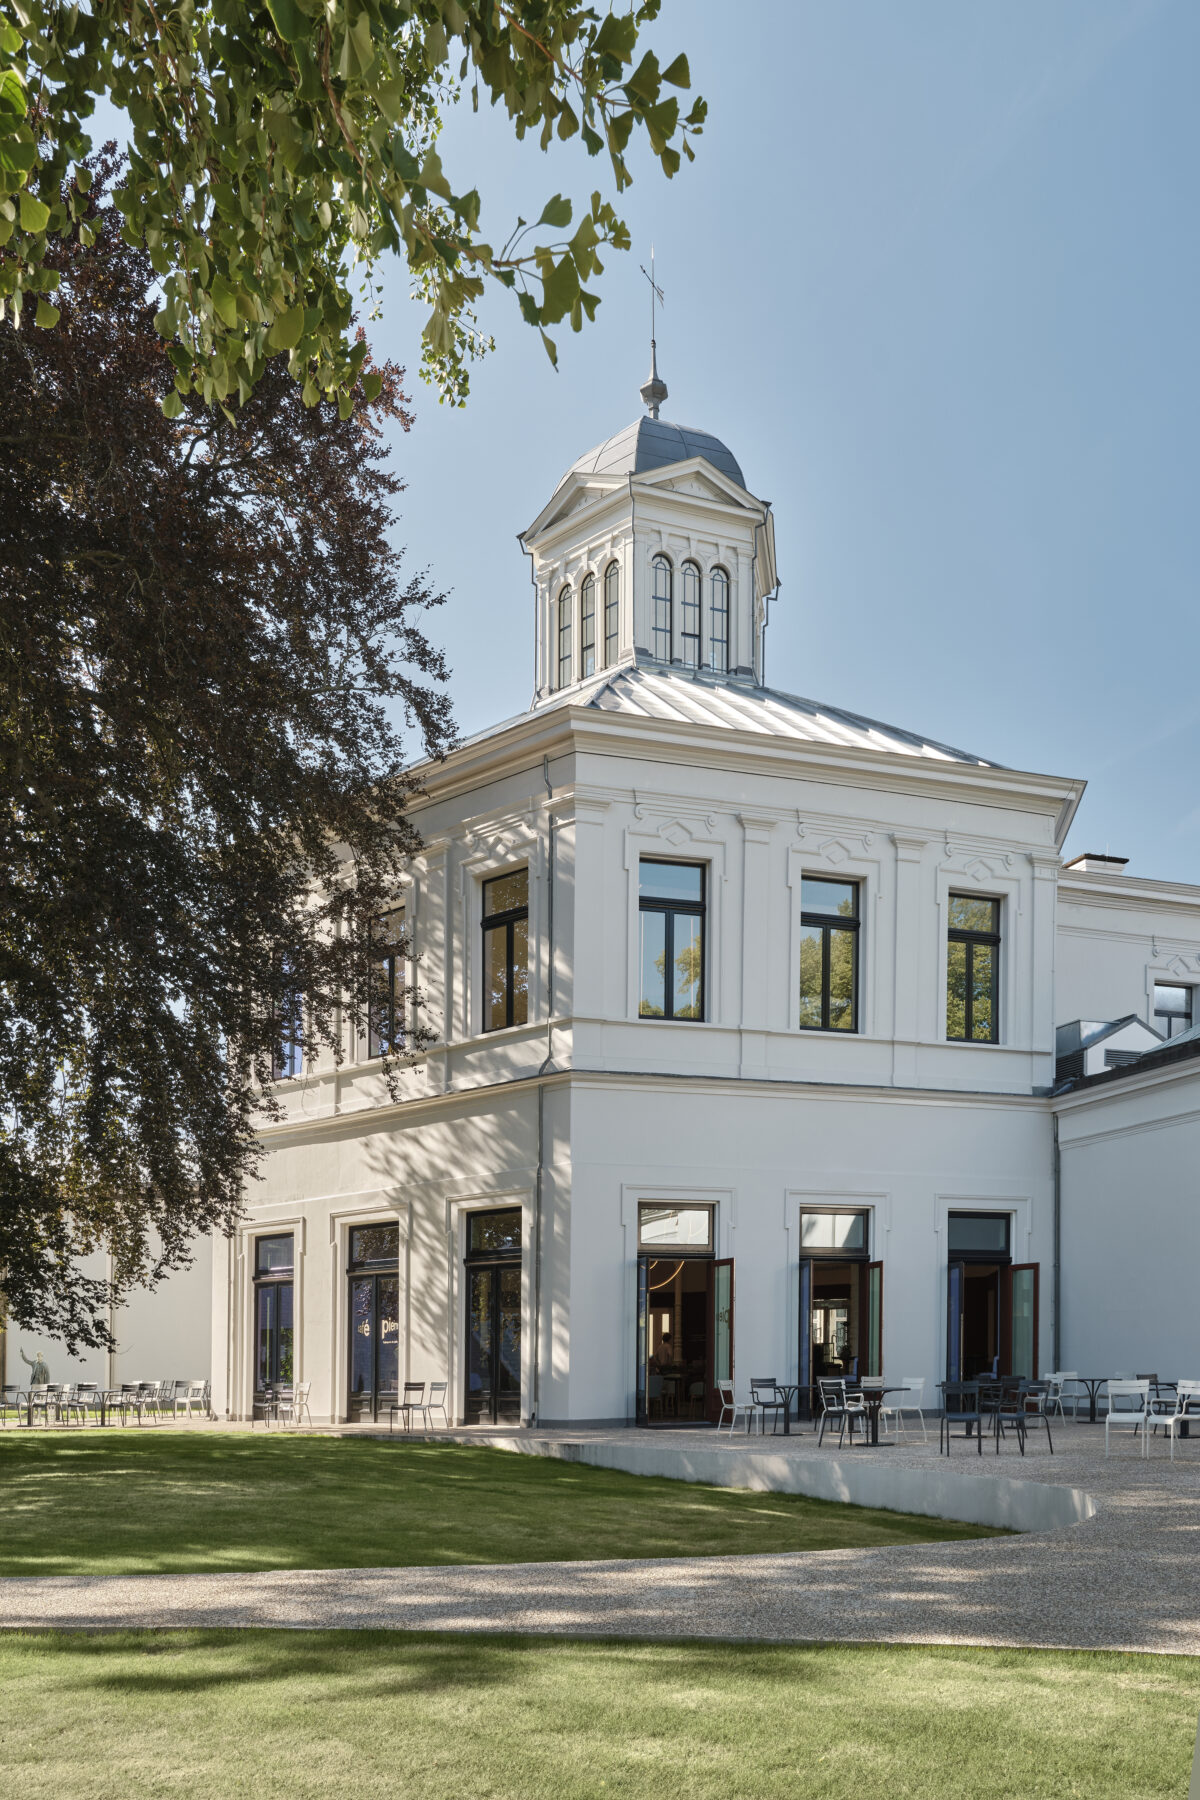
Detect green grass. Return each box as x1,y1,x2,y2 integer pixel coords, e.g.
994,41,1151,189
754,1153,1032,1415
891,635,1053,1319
0,1431,1004,1576
0,1631,1195,1799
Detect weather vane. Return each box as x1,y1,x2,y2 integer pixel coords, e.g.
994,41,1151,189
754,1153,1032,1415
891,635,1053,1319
638,247,668,419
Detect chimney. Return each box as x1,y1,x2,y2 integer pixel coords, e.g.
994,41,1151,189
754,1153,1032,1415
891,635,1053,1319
1063,854,1130,875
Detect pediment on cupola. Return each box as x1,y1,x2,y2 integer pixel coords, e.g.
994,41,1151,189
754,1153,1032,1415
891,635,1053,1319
633,455,756,510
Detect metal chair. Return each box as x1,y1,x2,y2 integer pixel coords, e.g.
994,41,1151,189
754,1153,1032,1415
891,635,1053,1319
817,1377,866,1447
425,1381,449,1429
939,1381,983,1455
0,1385,27,1427
749,1377,787,1435
882,1376,928,1442
389,1381,426,1433
175,1380,209,1420
276,1381,312,1427
1148,1380,1200,1460
27,1384,58,1427
1105,1380,1151,1457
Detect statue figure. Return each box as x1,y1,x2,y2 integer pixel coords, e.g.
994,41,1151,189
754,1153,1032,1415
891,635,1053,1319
19,1347,50,1385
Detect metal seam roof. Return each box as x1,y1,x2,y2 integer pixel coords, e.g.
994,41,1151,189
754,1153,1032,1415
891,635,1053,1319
561,417,746,492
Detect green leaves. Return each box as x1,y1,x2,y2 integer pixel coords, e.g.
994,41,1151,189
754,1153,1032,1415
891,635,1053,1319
0,2,705,408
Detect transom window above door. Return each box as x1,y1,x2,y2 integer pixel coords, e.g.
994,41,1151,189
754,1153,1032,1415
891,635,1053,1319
798,878,860,1032
638,860,705,1021
800,1210,867,1253
349,1223,399,1266
638,1204,714,1252
947,1212,1010,1258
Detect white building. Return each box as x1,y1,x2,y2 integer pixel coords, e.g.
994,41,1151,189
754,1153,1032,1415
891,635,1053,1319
8,386,1200,1421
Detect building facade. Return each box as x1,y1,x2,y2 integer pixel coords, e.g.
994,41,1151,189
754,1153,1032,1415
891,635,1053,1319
8,398,1200,1419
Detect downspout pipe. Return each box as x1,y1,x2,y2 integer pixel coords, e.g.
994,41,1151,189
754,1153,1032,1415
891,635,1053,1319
529,754,556,1426
1052,1111,1062,1372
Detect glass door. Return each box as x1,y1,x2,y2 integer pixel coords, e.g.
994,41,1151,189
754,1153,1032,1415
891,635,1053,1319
464,1209,522,1424
1007,1264,1039,1380
946,1260,965,1382
254,1234,294,1411
706,1258,734,1422
346,1224,400,1423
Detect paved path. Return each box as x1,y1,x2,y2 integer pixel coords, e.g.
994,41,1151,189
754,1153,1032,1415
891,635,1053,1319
2,1426,1197,1654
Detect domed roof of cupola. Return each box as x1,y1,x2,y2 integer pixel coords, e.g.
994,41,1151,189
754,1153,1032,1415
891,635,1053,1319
560,416,746,493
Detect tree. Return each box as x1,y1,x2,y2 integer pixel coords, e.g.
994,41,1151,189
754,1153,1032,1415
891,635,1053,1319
0,2,704,409
0,164,453,1350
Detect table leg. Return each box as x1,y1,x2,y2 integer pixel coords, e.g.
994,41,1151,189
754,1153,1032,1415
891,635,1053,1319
1089,1385,1098,1425
782,1396,791,1436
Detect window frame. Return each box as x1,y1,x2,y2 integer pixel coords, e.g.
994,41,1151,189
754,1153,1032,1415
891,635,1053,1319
481,867,530,1034
580,572,596,678
637,858,707,1023
1153,982,1194,1041
272,976,304,1081
556,585,572,689
799,1207,870,1258
253,1232,295,1393
798,878,860,1034
946,894,1001,1044
651,554,673,662
604,560,620,666
637,1202,714,1255
709,566,729,673
680,561,701,668
367,907,406,1059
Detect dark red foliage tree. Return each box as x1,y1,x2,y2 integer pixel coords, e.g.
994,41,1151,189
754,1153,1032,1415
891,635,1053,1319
0,159,454,1350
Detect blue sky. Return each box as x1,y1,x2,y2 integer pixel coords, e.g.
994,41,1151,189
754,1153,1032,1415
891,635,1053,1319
358,0,1199,880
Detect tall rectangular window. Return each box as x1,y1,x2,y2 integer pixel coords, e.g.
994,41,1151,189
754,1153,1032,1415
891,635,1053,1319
580,573,596,678
709,567,729,673
651,555,672,661
482,869,528,1033
556,589,572,688
604,561,619,665
638,860,705,1021
254,1234,294,1392
946,895,1000,1042
368,908,405,1057
798,878,859,1031
681,563,701,667
1154,984,1193,1040
272,968,304,1079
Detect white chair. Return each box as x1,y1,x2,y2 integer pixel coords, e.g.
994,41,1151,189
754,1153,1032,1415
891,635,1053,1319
276,1381,312,1427
881,1377,927,1442
176,1380,209,1420
1105,1380,1151,1457
715,1379,757,1434
1149,1380,1200,1460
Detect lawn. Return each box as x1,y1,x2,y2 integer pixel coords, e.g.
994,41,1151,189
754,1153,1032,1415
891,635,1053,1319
0,1431,1004,1575
0,1630,1195,1800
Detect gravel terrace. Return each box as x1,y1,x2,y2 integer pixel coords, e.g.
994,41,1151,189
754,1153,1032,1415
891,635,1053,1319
1,1423,1196,1653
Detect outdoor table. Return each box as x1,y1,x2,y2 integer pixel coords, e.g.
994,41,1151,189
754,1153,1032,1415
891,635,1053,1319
1073,1377,1111,1424
773,1383,802,1436
856,1382,904,1447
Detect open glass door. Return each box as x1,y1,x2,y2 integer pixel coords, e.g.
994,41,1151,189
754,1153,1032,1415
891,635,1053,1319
797,1258,813,1417
706,1258,734,1422
866,1261,883,1377
947,1260,965,1382
635,1255,649,1425
1008,1263,1039,1379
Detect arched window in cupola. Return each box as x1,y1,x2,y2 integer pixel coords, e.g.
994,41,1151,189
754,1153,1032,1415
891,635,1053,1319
557,586,573,689
710,566,730,674
651,555,673,662
580,573,596,678
604,561,620,667
681,562,701,668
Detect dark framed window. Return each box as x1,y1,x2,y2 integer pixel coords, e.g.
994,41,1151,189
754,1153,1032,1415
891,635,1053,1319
254,1234,294,1392
681,562,701,667
556,587,572,688
482,868,529,1033
638,860,705,1021
349,1223,400,1266
368,908,405,1058
272,974,304,1080
638,1203,713,1253
580,572,596,678
946,895,1000,1043
604,560,620,665
798,878,859,1032
651,555,672,661
709,567,729,673
1154,984,1193,1041
468,1209,523,1254
948,1212,1011,1259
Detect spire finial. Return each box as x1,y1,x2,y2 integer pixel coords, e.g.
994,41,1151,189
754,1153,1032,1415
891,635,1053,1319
639,247,667,419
